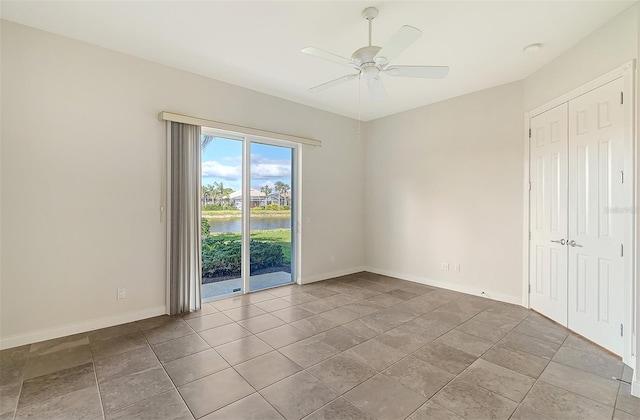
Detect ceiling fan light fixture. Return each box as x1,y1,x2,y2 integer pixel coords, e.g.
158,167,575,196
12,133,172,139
361,65,379,80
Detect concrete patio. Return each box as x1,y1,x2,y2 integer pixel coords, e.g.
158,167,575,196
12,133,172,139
202,271,293,300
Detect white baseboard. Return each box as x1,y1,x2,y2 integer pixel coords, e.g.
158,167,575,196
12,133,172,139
0,266,521,349
301,266,367,285
365,266,522,306
0,306,167,350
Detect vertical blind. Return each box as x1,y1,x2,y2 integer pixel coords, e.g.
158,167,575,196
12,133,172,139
168,122,202,315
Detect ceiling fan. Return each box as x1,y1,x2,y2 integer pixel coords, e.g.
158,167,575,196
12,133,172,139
302,7,449,101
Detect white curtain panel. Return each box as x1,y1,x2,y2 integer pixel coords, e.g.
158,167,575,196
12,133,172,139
168,122,202,315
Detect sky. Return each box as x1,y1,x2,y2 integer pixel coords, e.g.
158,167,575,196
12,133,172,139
202,136,292,192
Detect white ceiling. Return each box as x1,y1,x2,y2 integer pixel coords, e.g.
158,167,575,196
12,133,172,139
1,1,635,121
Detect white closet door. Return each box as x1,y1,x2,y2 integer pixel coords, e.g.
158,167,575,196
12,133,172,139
567,78,625,355
529,104,569,326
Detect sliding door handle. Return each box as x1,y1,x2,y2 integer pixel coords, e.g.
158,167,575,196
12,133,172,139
568,240,582,247
550,239,566,245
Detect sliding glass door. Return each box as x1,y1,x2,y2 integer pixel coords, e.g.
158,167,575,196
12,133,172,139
201,132,296,301
200,135,244,300
249,142,294,291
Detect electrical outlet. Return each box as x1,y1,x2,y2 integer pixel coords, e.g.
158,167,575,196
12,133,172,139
440,263,449,271
454,264,461,272
117,288,126,299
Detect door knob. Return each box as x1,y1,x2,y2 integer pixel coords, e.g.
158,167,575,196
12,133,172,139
568,240,582,247
550,239,566,245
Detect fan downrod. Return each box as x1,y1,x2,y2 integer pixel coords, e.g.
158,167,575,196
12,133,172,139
362,7,378,47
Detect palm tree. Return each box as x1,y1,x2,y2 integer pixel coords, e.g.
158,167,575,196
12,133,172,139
215,182,224,206
211,182,233,208
274,181,285,209
201,135,216,150
281,183,291,207
202,185,210,207
206,183,217,206
221,186,233,208
260,184,272,208
202,184,217,207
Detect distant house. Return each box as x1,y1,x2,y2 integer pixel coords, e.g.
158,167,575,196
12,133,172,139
229,189,265,209
267,191,290,206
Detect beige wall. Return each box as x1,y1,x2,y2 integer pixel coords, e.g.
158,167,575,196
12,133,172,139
0,21,365,345
364,81,525,303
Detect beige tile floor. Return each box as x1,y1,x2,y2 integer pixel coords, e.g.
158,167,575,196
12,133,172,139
1,272,638,419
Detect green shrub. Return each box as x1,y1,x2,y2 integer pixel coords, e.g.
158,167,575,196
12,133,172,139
201,218,210,236
201,236,284,277
250,205,290,212
249,240,284,270
203,204,235,211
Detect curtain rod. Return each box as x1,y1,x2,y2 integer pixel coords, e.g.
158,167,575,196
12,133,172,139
158,112,322,147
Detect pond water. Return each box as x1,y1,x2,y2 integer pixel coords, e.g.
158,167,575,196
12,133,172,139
207,216,291,233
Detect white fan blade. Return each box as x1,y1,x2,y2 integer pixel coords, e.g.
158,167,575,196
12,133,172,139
367,77,387,101
384,65,449,79
309,74,358,92
302,47,358,68
374,25,422,65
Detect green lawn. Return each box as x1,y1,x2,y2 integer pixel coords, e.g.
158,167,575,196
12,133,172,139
202,209,290,218
209,229,291,262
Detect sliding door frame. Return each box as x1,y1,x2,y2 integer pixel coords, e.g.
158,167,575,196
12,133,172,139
201,127,302,298
246,135,302,291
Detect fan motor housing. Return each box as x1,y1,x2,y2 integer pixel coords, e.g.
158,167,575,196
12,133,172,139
351,46,382,66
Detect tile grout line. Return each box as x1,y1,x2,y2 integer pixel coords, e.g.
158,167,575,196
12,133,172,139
360,296,510,416
177,300,286,419
612,383,621,420
10,343,32,420
144,288,508,418
89,339,108,420
506,332,571,420
92,277,613,419
178,313,289,418
513,323,627,415
464,314,547,418
471,311,602,414
182,303,292,418
13,335,105,419
98,322,198,418
150,316,226,419
197,280,418,418
400,303,523,419
235,360,290,420
150,320,199,419
612,378,638,418
266,291,388,418
261,288,486,419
